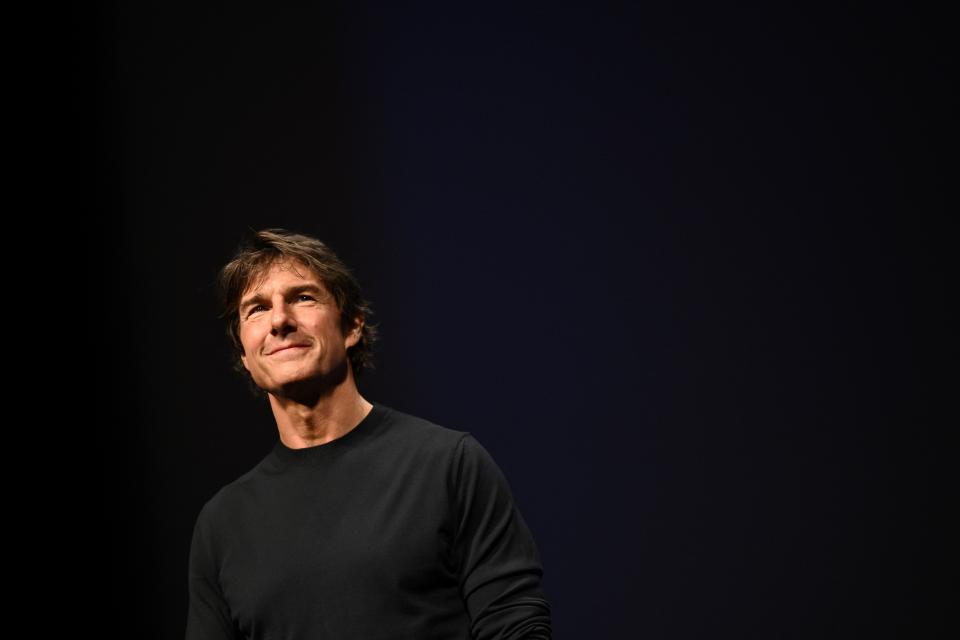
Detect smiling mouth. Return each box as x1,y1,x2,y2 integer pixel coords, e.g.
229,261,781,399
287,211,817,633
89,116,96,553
268,345,309,356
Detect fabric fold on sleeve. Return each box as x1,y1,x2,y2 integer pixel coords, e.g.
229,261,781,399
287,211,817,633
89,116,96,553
452,435,552,639
185,505,241,640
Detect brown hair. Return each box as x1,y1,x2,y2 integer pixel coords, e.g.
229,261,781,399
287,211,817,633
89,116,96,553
218,228,377,380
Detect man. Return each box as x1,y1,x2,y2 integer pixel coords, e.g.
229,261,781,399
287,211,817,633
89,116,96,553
185,229,551,639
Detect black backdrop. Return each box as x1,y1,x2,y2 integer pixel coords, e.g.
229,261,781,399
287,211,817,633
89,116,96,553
75,2,954,638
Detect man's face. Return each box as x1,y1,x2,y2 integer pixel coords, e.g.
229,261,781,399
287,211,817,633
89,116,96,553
238,260,361,395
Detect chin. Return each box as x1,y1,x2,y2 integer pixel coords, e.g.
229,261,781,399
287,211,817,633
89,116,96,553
255,360,349,397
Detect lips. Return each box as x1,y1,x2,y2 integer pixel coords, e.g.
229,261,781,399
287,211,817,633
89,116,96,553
267,344,310,356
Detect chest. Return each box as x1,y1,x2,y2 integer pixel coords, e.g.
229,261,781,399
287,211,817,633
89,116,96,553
217,463,458,635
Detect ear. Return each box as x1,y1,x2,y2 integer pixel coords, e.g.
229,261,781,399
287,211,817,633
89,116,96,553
240,352,250,372
344,314,364,349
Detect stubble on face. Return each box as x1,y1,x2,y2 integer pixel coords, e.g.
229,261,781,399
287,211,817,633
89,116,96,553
238,260,357,402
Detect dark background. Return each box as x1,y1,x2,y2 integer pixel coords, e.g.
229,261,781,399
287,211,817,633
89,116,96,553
69,1,955,637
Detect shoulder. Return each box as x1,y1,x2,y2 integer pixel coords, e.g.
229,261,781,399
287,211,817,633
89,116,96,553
368,404,494,484
376,405,506,480
192,452,274,531
376,403,472,453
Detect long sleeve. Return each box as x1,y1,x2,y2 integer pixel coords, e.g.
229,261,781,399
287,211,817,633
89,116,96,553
452,435,552,639
185,507,241,640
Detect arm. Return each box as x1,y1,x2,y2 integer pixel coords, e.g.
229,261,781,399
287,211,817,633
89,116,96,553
452,435,552,639
185,507,241,640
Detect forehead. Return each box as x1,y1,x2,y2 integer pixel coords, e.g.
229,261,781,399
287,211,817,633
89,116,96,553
241,259,327,297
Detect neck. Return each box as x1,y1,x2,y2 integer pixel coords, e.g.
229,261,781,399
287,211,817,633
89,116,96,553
267,376,373,449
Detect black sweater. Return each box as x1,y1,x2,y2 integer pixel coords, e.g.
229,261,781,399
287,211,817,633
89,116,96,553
185,403,551,639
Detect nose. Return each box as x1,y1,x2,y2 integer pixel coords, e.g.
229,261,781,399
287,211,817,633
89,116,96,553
269,301,296,336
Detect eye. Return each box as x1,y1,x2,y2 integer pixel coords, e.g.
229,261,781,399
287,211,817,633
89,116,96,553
296,294,316,302
246,304,267,317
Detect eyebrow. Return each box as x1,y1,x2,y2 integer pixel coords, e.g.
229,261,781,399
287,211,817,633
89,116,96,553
239,283,326,314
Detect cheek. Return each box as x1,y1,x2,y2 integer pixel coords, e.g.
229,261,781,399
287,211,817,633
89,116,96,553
238,326,260,359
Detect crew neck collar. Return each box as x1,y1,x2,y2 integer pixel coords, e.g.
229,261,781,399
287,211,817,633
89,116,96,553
269,403,388,466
